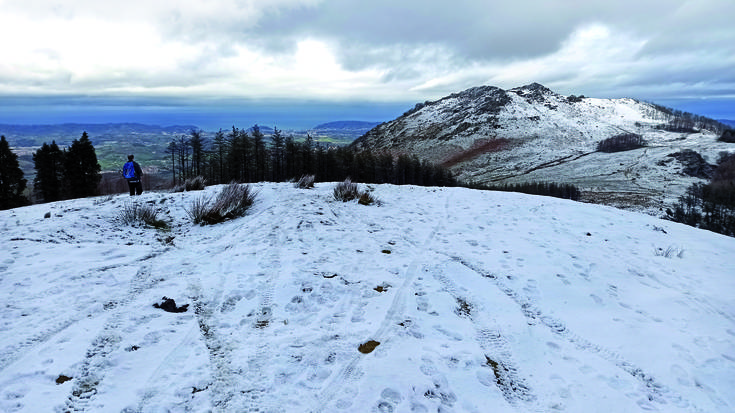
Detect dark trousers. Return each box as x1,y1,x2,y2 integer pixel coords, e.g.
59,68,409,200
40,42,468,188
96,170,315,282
127,180,143,196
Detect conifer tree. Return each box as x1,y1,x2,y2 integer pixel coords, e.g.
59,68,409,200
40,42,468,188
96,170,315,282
284,135,299,179
270,126,285,181
251,125,267,181
33,141,65,202
64,132,101,198
0,136,29,209
302,133,314,175
189,129,205,177
211,129,228,184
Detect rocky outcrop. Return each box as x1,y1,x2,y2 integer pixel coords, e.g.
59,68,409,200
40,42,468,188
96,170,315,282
667,150,715,179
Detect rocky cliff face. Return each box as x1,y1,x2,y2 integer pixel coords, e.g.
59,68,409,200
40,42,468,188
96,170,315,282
352,83,730,215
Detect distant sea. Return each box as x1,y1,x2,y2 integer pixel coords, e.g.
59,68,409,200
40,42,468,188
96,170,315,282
0,101,412,132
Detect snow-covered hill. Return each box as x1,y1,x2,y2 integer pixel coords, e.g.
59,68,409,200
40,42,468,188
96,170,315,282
352,84,733,215
1,183,734,412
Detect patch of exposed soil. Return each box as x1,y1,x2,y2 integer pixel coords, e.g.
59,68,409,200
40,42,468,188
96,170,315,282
441,138,511,168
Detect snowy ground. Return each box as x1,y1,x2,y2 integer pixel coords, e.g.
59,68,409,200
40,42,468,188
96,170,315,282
1,183,734,413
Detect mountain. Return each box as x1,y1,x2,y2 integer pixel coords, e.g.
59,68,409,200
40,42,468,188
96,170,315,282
352,83,732,214
313,120,382,130
718,119,735,128
1,183,733,412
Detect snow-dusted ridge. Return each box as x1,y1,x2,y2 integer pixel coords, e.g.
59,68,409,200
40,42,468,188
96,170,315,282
353,83,733,215
1,183,734,412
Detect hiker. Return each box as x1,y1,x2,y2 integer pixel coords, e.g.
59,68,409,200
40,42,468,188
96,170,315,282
122,154,143,196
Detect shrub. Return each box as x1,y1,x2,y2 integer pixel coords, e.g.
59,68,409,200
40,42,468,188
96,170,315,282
358,191,378,206
333,179,380,205
295,174,315,189
118,202,168,229
333,179,360,201
597,133,646,153
173,176,207,192
720,129,735,143
186,182,257,225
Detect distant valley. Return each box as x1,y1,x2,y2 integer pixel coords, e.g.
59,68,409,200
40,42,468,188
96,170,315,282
2,121,379,179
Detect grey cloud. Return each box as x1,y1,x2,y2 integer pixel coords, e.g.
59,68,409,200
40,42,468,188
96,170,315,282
253,0,691,63
3,0,734,112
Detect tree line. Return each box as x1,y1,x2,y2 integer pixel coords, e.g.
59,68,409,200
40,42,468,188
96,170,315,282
31,132,102,203
647,103,729,134
465,181,581,201
0,136,29,209
597,133,646,153
165,126,457,187
1,125,593,211
666,152,735,237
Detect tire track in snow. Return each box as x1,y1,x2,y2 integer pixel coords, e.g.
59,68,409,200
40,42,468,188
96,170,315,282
237,212,286,413
61,265,163,412
203,187,291,413
130,322,202,412
431,269,540,411
450,256,697,411
312,191,450,412
190,280,240,412
0,254,165,374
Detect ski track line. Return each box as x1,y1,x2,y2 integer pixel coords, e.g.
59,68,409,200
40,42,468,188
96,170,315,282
449,256,700,412
311,191,450,412
61,265,164,412
431,269,542,412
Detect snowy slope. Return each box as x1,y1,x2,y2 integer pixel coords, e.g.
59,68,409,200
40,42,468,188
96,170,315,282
352,84,733,215
1,183,734,413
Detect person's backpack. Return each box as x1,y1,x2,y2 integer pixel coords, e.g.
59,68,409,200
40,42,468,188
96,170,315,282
122,161,137,179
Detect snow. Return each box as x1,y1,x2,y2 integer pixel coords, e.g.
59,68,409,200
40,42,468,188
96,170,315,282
1,182,734,412
356,84,734,216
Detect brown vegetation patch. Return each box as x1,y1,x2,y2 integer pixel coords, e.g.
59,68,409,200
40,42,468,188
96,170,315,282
441,138,511,168
358,340,381,354
581,191,659,209
56,375,73,385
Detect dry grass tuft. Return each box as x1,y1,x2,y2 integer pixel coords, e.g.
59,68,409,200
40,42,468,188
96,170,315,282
186,182,257,225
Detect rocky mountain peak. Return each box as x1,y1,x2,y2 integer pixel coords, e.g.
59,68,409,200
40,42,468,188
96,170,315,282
509,82,557,103
352,82,729,215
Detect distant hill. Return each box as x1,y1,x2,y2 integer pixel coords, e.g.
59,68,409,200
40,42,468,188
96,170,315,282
352,83,731,215
718,119,735,128
313,121,381,130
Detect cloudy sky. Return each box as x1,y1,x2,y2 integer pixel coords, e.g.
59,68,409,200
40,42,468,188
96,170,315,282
1,0,733,126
